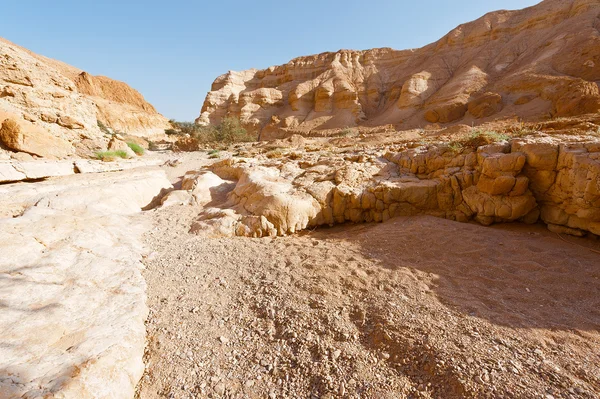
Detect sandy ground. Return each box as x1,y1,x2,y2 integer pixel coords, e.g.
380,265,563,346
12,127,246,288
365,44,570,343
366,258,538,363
135,187,600,399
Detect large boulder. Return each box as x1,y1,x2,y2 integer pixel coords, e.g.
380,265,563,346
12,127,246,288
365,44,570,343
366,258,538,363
424,102,468,124
0,117,72,158
108,136,137,158
468,93,503,119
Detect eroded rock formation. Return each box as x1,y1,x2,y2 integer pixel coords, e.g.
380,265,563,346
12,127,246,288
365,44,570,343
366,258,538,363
198,0,600,139
0,37,170,158
165,136,600,238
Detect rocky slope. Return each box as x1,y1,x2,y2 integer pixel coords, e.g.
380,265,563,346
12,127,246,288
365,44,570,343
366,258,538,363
198,0,600,139
0,37,170,158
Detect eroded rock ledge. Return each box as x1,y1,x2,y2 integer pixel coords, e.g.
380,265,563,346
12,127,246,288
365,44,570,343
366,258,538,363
168,137,599,237
0,169,172,399
0,158,163,184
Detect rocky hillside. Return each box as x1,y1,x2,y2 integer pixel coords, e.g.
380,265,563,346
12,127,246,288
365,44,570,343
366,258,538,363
198,0,600,139
0,37,170,157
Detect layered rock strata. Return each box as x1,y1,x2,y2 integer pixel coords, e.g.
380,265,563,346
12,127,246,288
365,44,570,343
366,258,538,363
198,0,600,139
0,37,170,157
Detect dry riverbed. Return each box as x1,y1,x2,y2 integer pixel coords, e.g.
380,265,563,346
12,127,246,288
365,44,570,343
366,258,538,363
136,201,600,399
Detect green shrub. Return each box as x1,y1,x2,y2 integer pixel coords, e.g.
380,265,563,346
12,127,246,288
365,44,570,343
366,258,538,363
166,118,257,146
212,117,257,143
447,141,464,153
127,142,145,156
95,150,128,162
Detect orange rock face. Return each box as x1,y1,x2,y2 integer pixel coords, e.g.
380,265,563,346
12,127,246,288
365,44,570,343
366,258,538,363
0,37,170,158
198,0,600,139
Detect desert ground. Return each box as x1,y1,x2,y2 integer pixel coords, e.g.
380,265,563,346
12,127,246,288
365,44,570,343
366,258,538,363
2,0,600,398
134,150,600,399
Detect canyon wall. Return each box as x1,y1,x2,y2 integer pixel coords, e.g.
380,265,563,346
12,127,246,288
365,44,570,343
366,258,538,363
0,37,170,158
198,0,600,139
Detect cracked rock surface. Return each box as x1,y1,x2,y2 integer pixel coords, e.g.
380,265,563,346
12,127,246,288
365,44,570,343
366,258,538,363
0,168,171,399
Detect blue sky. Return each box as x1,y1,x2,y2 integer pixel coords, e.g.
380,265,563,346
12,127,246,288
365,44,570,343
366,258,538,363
2,0,540,121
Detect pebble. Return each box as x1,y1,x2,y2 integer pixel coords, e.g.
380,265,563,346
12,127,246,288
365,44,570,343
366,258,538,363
214,382,226,395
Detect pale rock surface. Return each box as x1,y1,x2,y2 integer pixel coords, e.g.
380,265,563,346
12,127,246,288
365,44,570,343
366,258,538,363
0,157,163,184
0,161,26,182
73,158,163,174
198,0,600,139
187,137,600,237
160,189,193,207
0,168,172,399
11,160,75,179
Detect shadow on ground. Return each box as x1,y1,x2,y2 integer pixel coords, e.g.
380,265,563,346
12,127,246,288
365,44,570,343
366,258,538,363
315,216,600,331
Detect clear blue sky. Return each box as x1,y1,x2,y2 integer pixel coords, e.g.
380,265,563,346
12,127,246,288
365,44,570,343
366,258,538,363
2,0,540,121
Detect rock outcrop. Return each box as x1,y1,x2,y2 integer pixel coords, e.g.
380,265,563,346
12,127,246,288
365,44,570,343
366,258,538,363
0,37,170,157
171,135,600,238
0,114,73,158
0,168,172,399
198,0,600,139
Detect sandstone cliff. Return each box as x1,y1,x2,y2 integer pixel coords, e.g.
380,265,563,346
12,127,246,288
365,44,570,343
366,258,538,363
0,37,170,157
198,0,600,140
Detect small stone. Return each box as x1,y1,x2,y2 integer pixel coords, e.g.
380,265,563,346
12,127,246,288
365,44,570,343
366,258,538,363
214,382,226,395
245,380,255,387
219,336,229,344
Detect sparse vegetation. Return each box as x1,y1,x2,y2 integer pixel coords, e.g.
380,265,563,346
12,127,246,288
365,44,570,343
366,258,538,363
167,117,257,147
265,148,284,159
97,120,111,135
463,129,510,147
127,142,145,156
447,141,464,153
507,122,541,137
338,127,358,137
95,150,128,162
